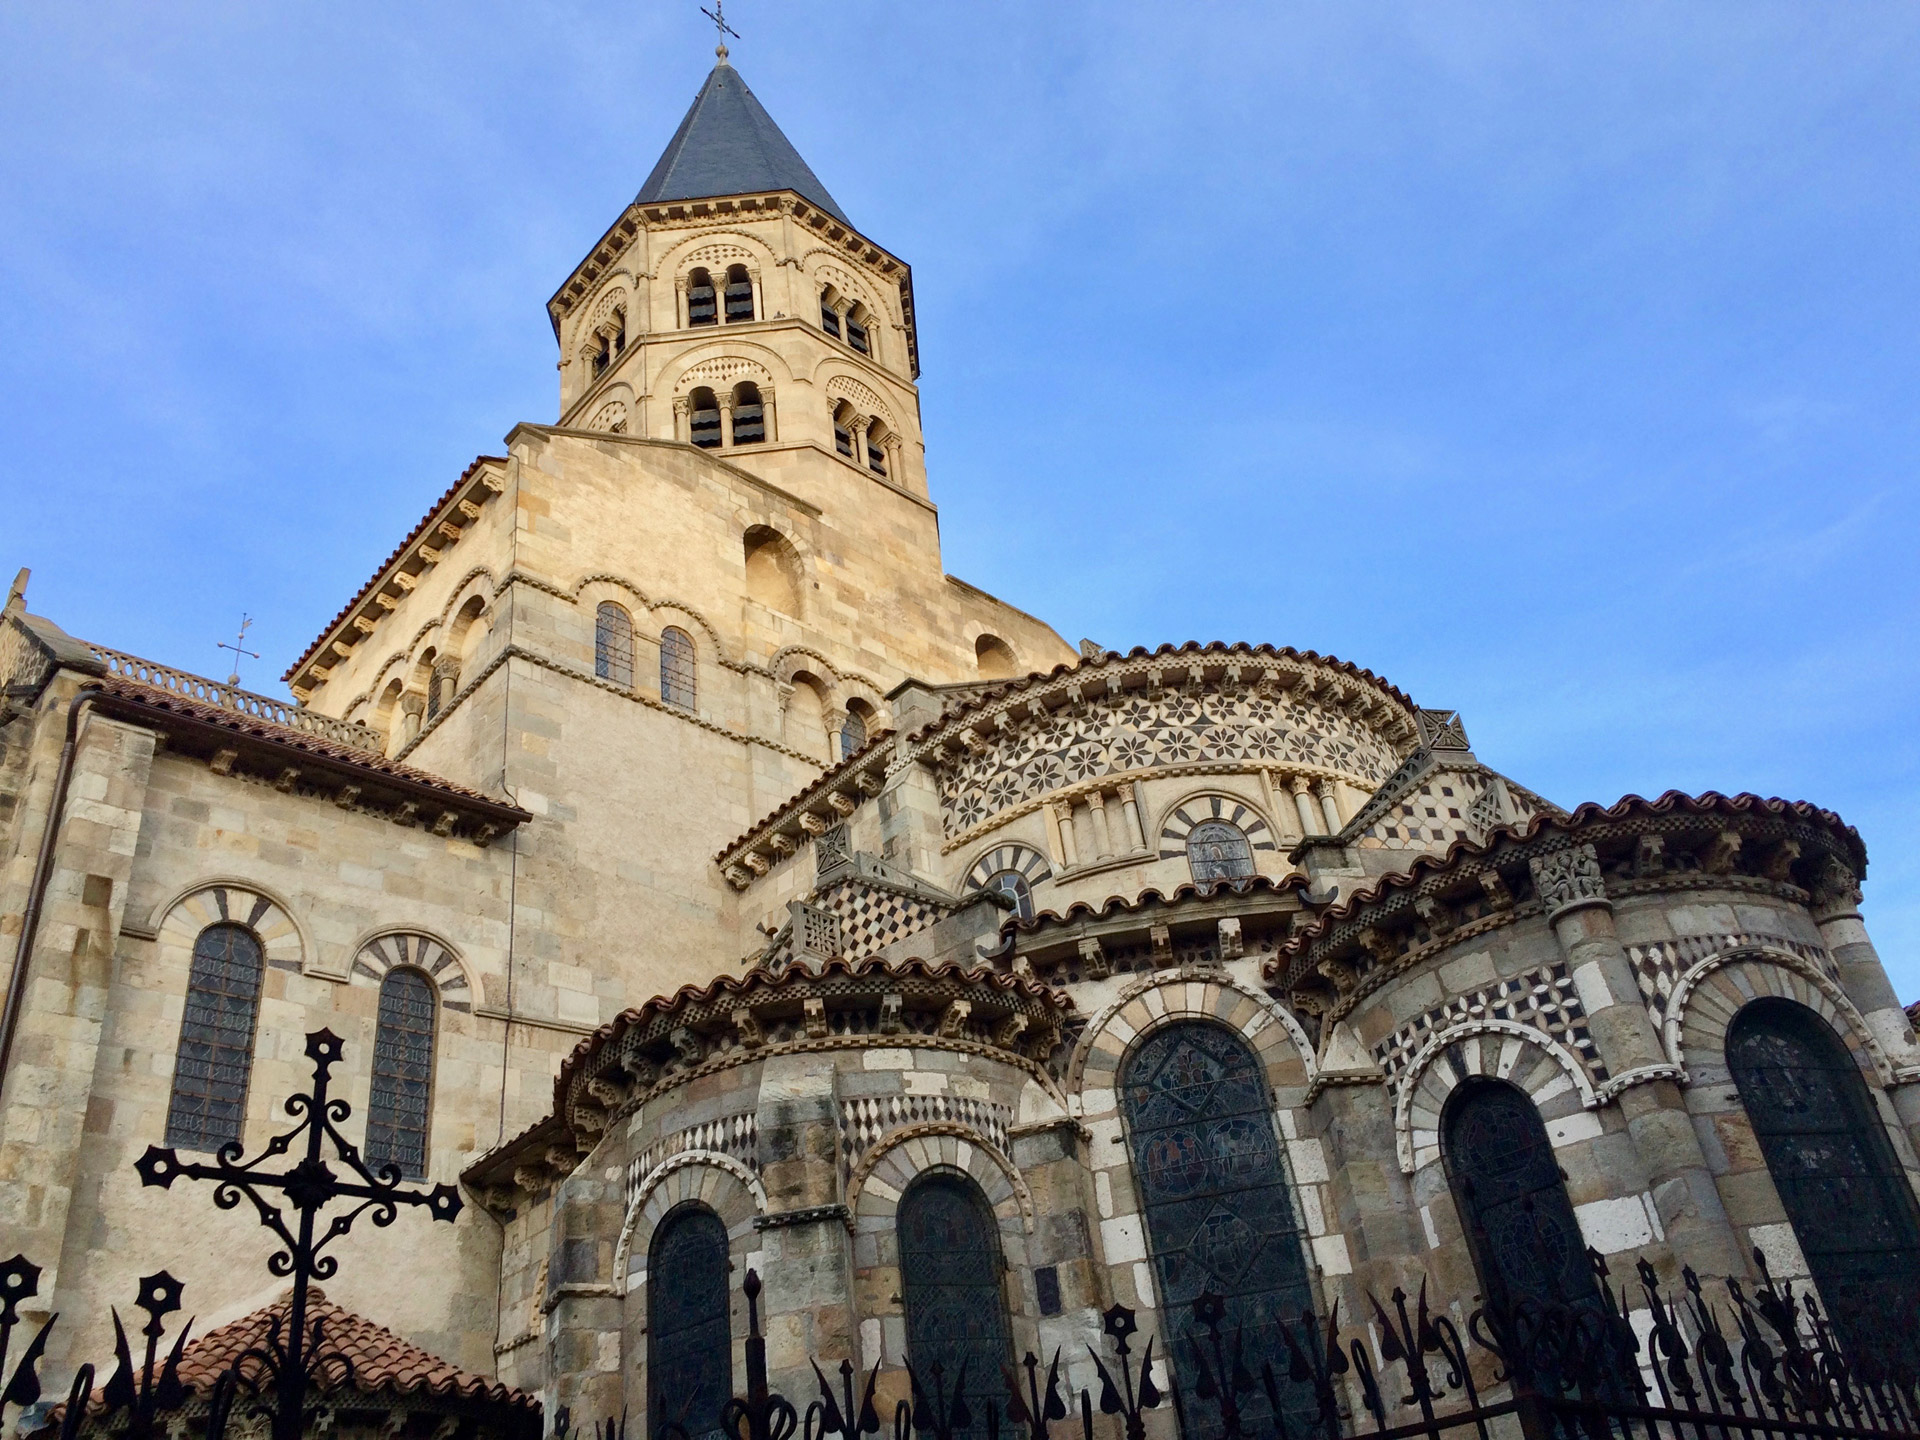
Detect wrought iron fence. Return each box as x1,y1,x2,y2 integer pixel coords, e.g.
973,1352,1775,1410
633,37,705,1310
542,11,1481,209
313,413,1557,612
6,1028,1920,1440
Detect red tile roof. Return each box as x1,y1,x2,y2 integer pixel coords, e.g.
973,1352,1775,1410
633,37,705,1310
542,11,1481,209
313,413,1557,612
78,1288,536,1413
92,676,529,823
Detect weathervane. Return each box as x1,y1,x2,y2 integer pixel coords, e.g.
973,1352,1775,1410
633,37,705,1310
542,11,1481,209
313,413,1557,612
216,614,261,688
700,0,738,60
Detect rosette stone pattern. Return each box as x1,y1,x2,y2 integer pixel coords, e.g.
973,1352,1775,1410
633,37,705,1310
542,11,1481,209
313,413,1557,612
3,43,1919,1440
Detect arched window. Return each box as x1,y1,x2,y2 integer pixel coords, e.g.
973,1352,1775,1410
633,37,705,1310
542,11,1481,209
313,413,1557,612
660,626,697,710
1187,820,1256,883
820,288,842,339
864,419,890,477
831,400,855,458
898,1174,1012,1439
974,634,1016,680
839,706,867,759
1728,999,1920,1374
1121,1022,1316,1439
980,869,1034,923
687,268,717,326
595,602,634,687
731,382,765,446
1443,1078,1605,1315
688,387,722,449
845,303,871,355
165,923,265,1153
723,264,754,323
365,968,435,1179
648,1204,732,1440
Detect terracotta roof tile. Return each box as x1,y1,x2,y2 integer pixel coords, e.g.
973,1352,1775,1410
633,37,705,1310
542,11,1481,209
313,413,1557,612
92,676,528,821
82,1288,536,1413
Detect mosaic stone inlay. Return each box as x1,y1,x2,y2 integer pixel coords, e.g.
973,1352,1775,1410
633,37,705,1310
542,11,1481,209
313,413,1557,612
1374,962,1609,1090
1625,931,1834,1029
937,688,1403,836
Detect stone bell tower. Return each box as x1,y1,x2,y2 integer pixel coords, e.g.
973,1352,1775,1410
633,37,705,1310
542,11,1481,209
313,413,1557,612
546,45,929,504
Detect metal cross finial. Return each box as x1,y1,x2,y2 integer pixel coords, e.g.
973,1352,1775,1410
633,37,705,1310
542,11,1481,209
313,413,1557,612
216,614,261,688
135,1029,461,1440
700,0,739,61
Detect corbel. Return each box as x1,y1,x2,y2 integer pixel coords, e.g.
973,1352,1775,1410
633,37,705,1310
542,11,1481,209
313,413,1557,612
457,499,483,520
827,792,856,817
744,852,770,876
936,999,973,1039
803,997,829,1039
274,767,301,793
1478,870,1514,910
394,801,420,826
417,544,442,565
993,1013,1030,1049
352,616,378,635
1414,895,1454,936
437,521,463,544
1217,916,1244,960
878,993,906,1034
1633,834,1667,878
1150,924,1172,964
433,811,457,837
1701,830,1742,876
210,749,239,776
393,572,418,592
732,1006,766,1049
374,593,401,612
334,785,361,810
768,833,796,857
480,470,506,494
1078,937,1110,979
1763,838,1802,883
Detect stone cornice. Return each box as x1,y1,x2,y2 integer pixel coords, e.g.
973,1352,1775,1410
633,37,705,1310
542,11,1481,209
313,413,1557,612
1265,791,1865,1023
894,644,1420,781
554,957,1073,1145
287,455,508,694
545,191,917,375
714,736,895,884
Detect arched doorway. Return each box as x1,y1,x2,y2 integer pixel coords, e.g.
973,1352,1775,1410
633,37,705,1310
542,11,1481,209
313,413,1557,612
1120,1021,1315,1440
898,1173,1013,1438
1728,998,1920,1376
647,1204,732,1440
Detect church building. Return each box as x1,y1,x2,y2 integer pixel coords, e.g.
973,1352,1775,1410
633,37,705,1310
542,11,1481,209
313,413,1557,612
4,44,1919,1440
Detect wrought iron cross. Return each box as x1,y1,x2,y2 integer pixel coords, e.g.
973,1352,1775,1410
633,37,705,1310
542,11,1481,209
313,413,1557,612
216,614,260,688
700,0,739,56
135,1029,461,1440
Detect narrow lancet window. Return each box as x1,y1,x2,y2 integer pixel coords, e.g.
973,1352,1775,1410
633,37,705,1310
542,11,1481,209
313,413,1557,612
723,264,754,323
365,968,435,1179
687,268,717,326
898,1174,1013,1440
661,626,697,710
689,387,722,448
731,382,765,445
648,1205,732,1440
164,923,265,1153
1728,999,1920,1374
595,602,634,687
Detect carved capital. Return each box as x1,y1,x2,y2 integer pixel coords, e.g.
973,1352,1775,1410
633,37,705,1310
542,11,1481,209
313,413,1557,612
1529,843,1607,920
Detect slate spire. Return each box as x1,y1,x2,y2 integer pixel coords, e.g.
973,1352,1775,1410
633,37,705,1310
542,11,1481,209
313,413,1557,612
636,54,851,226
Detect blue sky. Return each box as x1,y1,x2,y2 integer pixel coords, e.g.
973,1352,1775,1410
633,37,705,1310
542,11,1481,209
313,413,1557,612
4,4,1917,988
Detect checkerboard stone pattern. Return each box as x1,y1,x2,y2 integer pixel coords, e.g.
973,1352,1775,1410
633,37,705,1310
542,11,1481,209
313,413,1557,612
1374,961,1610,1091
1624,931,1835,1030
817,877,948,959
626,1111,760,1204
839,1094,1012,1170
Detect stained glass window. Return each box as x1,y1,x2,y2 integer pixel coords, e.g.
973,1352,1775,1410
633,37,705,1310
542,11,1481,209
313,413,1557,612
595,603,634,688
1443,1078,1603,1312
365,968,435,1179
898,1174,1013,1439
661,627,697,710
649,1205,732,1440
1728,999,1920,1376
1186,821,1255,884
1120,1023,1316,1440
164,923,264,1154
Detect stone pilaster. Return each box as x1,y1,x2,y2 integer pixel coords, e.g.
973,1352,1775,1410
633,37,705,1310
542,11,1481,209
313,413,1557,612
1808,856,1920,1152
1528,844,1745,1281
